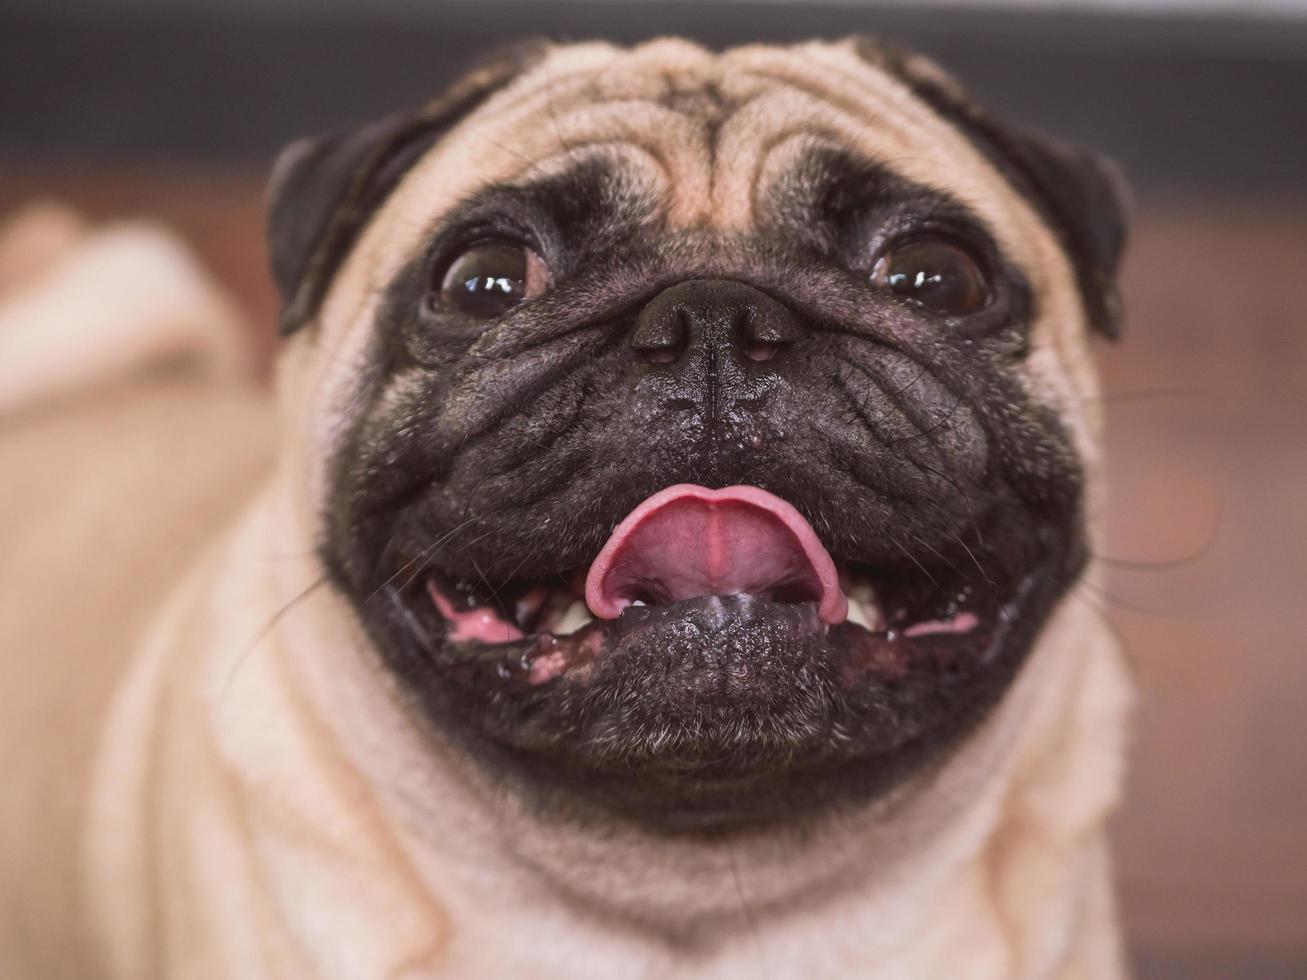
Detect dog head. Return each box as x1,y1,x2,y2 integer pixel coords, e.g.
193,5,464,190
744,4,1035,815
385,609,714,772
267,38,1126,840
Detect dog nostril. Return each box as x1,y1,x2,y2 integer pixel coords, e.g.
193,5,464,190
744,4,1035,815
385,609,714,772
743,341,782,362
631,308,689,364
738,303,802,363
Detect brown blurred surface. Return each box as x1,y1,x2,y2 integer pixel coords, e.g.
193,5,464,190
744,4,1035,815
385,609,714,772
3,168,1304,974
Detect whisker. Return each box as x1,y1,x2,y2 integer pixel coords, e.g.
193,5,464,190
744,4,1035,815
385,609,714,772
371,514,484,599
219,573,329,705
396,527,498,592
1083,386,1214,407
726,842,770,980
1076,578,1200,618
470,556,511,626
543,64,581,167
885,395,966,449
1092,499,1223,572
908,458,979,516
461,123,549,179
831,348,942,432
951,529,996,587
905,529,969,585
1092,550,1210,572
884,529,946,600
1067,587,1135,665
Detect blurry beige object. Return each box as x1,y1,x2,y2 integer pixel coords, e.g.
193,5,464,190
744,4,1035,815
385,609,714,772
0,201,87,293
0,203,253,414
0,203,274,977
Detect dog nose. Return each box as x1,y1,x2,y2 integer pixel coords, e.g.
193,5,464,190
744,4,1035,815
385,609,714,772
630,279,802,365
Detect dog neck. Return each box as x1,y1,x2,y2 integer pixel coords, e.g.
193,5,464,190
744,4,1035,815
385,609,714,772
86,474,1131,979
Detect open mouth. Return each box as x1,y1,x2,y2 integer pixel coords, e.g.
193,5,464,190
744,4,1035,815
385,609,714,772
423,484,1031,693
360,478,1070,830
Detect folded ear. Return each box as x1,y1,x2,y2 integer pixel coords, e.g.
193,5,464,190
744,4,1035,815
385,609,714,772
266,41,547,336
853,37,1131,339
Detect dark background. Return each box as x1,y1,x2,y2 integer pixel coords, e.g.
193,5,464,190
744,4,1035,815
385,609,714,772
4,0,1307,195
2,2,1305,977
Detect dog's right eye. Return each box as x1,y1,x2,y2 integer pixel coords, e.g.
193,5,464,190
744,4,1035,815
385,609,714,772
435,239,549,319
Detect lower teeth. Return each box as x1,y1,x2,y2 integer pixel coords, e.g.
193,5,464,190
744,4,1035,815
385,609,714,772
551,600,593,636
521,574,888,636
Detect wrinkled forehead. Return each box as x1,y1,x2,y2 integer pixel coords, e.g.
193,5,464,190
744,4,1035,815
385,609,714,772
355,39,1066,287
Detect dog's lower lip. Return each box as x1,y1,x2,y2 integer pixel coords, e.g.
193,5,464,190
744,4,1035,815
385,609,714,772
424,576,997,688
425,561,987,651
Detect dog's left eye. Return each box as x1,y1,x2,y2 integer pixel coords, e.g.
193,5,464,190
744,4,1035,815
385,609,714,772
871,237,989,316
436,239,550,319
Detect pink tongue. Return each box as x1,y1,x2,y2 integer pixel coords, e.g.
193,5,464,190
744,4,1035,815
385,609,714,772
584,484,848,624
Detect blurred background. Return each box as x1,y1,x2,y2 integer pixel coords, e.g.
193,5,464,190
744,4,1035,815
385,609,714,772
2,0,1303,976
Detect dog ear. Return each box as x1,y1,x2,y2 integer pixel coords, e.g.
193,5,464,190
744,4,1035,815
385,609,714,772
266,41,547,336
852,37,1130,339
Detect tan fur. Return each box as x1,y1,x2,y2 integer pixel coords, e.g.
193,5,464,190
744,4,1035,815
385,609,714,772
0,40,1132,978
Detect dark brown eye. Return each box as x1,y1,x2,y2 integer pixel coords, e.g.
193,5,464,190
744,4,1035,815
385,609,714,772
872,237,989,316
437,239,549,319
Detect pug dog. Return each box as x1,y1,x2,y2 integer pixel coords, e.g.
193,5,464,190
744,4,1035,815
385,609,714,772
0,37,1135,979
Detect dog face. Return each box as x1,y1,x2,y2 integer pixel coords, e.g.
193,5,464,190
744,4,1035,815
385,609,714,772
268,39,1126,835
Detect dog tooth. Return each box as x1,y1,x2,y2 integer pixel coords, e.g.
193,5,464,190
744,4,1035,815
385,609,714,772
552,600,593,636
846,599,875,630
845,579,883,629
